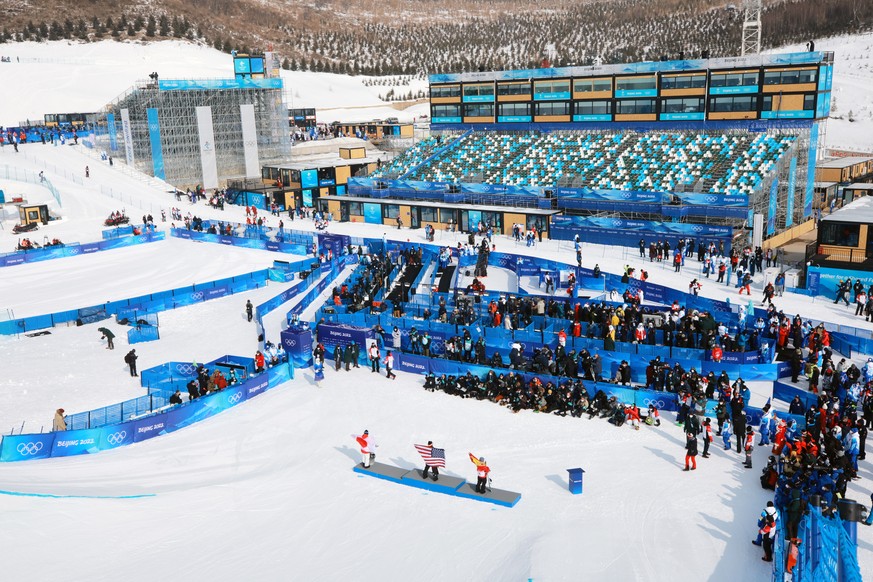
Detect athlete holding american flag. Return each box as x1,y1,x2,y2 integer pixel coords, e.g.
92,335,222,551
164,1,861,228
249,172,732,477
415,441,445,481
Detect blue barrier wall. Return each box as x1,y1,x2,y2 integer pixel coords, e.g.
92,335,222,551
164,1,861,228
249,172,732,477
0,266,270,335
0,360,293,462
0,232,164,268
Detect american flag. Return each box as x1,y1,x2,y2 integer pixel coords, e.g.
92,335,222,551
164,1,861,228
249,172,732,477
414,444,446,468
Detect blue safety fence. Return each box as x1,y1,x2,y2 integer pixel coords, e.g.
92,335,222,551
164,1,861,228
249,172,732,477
829,331,873,358
315,308,782,380
0,231,164,269
785,505,862,582
0,265,272,336
254,255,352,345
0,358,294,462
287,256,357,322
128,326,160,344
170,227,310,256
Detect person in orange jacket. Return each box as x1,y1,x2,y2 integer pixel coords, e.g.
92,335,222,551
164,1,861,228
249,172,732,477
744,426,755,468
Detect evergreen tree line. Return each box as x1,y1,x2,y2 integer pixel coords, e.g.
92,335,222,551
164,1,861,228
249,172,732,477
0,0,869,78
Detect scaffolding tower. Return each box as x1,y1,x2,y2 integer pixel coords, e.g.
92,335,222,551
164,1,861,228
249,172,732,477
741,0,763,56
96,79,291,188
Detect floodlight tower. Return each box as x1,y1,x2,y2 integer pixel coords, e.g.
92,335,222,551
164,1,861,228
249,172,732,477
741,0,762,56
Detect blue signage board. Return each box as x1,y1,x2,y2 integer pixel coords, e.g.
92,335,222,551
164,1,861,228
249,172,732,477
51,428,103,457
803,123,818,217
146,108,165,180
761,110,814,120
158,78,283,91
572,114,612,122
280,328,312,368
497,116,532,123
534,91,571,101
301,169,318,189
660,112,705,121
462,95,494,103
767,179,778,236
432,117,462,124
363,203,382,224
786,157,797,227
709,85,759,95
614,89,657,98
106,113,118,151
0,433,56,462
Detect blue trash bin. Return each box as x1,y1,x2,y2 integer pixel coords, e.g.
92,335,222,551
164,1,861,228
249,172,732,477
567,468,585,495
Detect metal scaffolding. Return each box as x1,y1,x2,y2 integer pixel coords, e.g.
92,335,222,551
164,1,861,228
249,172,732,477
95,79,291,188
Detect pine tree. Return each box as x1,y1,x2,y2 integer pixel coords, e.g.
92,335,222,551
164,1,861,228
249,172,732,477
146,15,156,38
282,57,291,70
159,15,169,37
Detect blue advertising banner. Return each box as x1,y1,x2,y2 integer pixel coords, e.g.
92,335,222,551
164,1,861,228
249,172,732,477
786,157,797,227
316,324,374,359
363,203,382,224
99,425,135,451
281,328,313,368
318,234,350,257
804,123,818,217
767,179,778,236
51,428,103,457
0,433,56,462
133,415,168,443
806,266,873,299
146,108,165,180
394,353,430,375
158,78,283,91
301,169,318,189
551,215,731,237
106,113,118,151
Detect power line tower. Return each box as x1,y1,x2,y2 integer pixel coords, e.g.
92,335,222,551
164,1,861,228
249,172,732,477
741,0,762,56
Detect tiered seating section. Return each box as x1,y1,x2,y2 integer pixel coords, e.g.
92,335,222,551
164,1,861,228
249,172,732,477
385,131,795,196
370,136,458,178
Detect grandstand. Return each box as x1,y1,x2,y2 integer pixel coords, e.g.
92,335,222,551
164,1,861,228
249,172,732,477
383,131,796,197
350,51,836,247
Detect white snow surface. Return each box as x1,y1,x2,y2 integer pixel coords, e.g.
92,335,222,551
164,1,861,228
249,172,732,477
0,38,870,582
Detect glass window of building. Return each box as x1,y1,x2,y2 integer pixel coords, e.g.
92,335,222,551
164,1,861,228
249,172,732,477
497,82,530,96
615,99,656,114
615,76,656,91
463,103,494,117
431,85,460,98
535,101,570,116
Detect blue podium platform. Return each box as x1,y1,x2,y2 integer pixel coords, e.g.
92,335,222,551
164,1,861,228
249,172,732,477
353,462,521,508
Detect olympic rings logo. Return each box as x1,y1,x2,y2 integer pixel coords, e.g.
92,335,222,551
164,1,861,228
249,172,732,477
284,339,296,347
106,431,127,445
16,442,44,455
176,363,196,375
643,398,666,408
191,292,204,301
228,392,243,405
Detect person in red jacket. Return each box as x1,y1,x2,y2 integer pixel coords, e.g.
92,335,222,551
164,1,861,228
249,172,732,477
475,457,490,493
711,344,723,363
254,350,266,373
625,405,641,430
